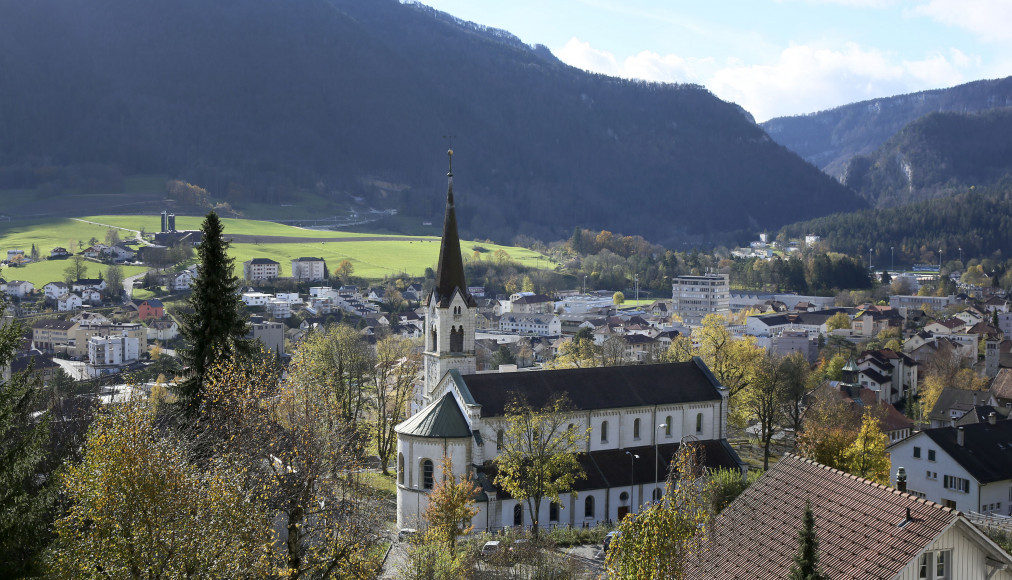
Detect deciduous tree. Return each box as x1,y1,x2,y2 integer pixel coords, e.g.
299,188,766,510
104,263,124,300
47,399,275,577
844,412,890,484
63,254,88,284
494,393,587,537
423,456,479,551
605,442,712,579
373,335,420,475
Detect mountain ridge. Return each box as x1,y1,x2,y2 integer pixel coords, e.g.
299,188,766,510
0,0,863,245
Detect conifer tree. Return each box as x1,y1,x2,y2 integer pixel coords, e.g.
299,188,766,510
788,501,828,580
0,306,55,575
176,211,251,416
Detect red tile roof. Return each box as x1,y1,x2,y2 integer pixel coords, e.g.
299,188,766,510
691,454,959,579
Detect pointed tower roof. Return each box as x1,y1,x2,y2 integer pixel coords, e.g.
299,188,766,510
430,149,476,308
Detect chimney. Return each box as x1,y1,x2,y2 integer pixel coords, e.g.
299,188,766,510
896,467,907,492
990,412,997,425
957,426,965,447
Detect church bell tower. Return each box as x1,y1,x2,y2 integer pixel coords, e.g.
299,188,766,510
422,149,477,401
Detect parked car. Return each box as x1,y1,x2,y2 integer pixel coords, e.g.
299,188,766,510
397,528,417,542
603,531,621,555
481,540,502,559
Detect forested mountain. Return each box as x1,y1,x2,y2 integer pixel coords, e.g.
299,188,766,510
843,109,1012,207
762,77,1012,180
779,180,1012,267
0,0,862,245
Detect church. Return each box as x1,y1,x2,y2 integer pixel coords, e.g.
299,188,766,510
395,151,745,531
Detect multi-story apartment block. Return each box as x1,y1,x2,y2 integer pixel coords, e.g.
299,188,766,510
671,273,729,326
242,258,280,281
292,257,326,281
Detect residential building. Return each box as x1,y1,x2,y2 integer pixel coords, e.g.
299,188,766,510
71,322,146,359
265,299,291,319
498,313,561,336
503,293,554,315
671,273,729,326
43,282,69,300
4,280,34,298
856,348,919,404
58,293,83,312
80,288,102,304
137,299,164,321
170,270,194,290
241,292,272,307
890,294,960,312
50,247,70,259
248,316,285,355
291,257,326,281
242,258,280,281
745,308,852,339
71,278,106,293
690,453,1012,579
32,319,77,353
87,333,140,376
146,319,179,341
889,419,1012,516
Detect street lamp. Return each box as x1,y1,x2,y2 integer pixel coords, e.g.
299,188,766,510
626,451,639,509
959,247,963,267
583,275,588,295
869,248,873,271
655,423,667,499
891,247,895,272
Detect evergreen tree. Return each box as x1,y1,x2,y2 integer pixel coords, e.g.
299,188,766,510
789,501,828,580
176,211,251,417
0,306,55,575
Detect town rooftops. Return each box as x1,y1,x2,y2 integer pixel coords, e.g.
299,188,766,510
294,256,323,261
246,258,280,265
512,293,552,304
31,319,76,330
691,453,983,579
459,358,722,417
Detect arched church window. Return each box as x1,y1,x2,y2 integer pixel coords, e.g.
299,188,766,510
450,325,464,353
584,495,595,518
513,504,523,527
422,459,434,490
696,413,703,433
633,418,641,440
398,453,405,485
600,421,608,443
652,488,663,501
496,429,504,451
430,328,437,351
665,415,672,437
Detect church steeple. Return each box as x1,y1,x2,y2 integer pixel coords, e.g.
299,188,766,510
430,149,475,308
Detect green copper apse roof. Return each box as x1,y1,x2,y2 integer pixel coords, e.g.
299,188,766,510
396,392,471,439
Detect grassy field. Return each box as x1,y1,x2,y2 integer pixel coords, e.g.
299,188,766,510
229,239,547,279
1,259,148,288
0,215,552,285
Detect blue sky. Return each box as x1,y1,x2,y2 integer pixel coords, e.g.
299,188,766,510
413,0,1012,121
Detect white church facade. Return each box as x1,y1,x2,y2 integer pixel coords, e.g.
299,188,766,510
395,151,744,532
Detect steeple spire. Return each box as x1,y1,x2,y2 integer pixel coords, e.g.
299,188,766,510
431,149,474,307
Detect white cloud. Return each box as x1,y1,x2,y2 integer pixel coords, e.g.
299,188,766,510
915,0,1012,44
555,38,977,121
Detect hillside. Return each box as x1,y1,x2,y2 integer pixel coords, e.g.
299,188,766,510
779,181,1012,267
762,77,1012,179
0,0,862,246
843,109,1012,207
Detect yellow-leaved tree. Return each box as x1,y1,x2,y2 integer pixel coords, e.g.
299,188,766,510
47,399,276,577
605,442,713,579
844,412,890,484
423,456,480,551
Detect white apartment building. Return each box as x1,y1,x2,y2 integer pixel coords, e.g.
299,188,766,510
671,273,729,326
292,257,326,281
87,333,140,376
242,258,280,281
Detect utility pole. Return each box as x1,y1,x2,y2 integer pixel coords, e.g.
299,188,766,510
634,273,639,303
891,247,895,272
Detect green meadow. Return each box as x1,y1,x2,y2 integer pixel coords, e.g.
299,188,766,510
0,215,551,286
229,239,547,280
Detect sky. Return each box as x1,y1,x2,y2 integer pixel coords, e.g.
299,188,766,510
413,0,1012,122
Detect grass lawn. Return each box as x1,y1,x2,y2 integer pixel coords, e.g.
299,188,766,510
229,239,548,279
360,471,398,502
0,218,124,253
2,259,148,289
1,215,553,285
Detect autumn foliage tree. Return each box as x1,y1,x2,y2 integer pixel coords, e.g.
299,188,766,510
494,393,587,537
606,442,713,579
423,456,480,551
47,399,276,577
